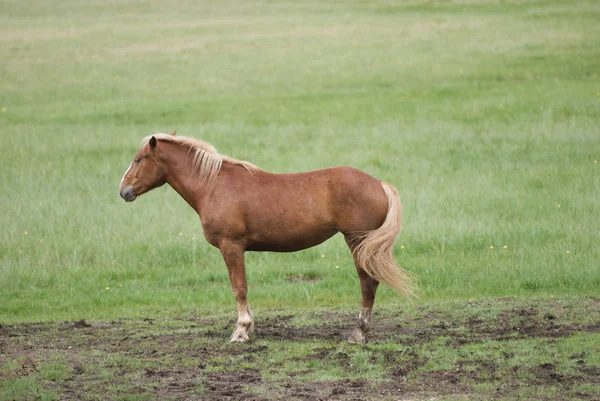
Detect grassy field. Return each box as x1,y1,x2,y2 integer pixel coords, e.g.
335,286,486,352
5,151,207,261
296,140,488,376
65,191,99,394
1,0,599,399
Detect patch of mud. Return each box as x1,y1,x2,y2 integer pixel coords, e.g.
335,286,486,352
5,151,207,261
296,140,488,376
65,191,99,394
0,356,39,379
283,273,324,283
257,314,351,341
1,298,598,400
464,306,583,341
204,370,262,400
59,319,93,330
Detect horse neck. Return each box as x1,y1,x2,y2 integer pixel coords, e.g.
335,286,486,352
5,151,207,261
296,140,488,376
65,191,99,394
161,143,209,213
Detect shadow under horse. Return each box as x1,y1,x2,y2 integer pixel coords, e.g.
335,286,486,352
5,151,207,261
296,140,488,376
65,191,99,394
119,132,415,343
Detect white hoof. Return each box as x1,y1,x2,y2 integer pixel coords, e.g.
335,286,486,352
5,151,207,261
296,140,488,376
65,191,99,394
347,328,366,344
230,328,250,343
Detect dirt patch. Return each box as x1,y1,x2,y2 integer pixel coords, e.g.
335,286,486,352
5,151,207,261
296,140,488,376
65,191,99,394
257,314,350,341
1,298,599,400
203,370,262,400
283,273,324,283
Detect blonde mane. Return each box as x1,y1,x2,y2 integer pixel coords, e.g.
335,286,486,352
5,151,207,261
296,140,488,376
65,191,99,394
142,133,260,184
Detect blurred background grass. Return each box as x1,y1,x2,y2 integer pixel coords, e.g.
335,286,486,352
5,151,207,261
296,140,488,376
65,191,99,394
1,0,599,323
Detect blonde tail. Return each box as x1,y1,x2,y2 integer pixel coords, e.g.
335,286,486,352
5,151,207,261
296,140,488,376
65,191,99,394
351,182,416,298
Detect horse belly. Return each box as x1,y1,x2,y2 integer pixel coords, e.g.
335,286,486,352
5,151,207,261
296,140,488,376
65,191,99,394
246,225,338,252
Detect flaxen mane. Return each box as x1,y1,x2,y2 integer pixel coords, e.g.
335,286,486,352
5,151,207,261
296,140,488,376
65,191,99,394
142,134,260,184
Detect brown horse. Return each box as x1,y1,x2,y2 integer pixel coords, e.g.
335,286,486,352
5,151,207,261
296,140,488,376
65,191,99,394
119,132,415,343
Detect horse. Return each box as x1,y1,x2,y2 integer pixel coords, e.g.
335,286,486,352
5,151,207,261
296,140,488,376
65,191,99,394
119,132,415,343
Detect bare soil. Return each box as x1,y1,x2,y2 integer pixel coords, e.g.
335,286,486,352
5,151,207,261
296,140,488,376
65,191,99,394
1,298,599,400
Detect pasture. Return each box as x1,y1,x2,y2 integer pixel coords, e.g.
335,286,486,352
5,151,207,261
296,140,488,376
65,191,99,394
1,0,599,400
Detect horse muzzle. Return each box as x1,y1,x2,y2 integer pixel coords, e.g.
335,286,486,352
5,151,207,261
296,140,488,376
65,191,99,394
119,185,137,202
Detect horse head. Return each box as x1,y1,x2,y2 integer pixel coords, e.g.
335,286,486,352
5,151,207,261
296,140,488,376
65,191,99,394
119,136,168,202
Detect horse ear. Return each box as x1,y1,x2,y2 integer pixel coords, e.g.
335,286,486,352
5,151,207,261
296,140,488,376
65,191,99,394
149,136,157,149
171,130,176,136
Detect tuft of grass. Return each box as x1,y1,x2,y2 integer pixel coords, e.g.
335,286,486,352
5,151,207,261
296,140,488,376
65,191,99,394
0,377,59,401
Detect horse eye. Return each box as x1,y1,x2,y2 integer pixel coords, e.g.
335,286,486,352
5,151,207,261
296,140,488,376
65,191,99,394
134,158,141,164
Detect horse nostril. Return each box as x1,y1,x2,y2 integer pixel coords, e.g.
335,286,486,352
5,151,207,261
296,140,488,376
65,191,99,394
120,186,136,202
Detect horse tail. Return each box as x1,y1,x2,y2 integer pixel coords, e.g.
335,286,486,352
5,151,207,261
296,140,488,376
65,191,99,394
350,182,417,298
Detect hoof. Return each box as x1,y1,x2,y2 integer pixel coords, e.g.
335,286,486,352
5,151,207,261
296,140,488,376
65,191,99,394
230,330,250,343
347,328,366,344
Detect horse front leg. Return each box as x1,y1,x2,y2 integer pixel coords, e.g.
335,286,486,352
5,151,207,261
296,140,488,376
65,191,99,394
219,241,254,343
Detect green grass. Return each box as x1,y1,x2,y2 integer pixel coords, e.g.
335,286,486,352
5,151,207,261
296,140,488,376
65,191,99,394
1,0,599,325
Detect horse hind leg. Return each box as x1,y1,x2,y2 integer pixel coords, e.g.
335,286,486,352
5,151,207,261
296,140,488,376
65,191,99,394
345,235,379,344
342,182,415,343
